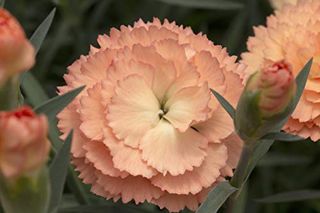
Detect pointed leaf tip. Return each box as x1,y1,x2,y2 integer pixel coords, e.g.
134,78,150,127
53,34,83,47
293,58,313,108
30,8,56,54
211,89,235,119
48,130,73,213
34,86,85,121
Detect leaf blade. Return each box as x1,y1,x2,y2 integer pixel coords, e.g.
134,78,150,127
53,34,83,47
196,182,238,213
0,0,5,8
30,8,56,54
34,86,85,122
256,190,320,203
152,0,243,10
261,132,304,142
49,131,73,213
211,89,235,119
293,59,313,108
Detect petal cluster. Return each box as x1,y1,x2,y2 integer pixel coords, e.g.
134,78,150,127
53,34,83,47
0,9,34,84
58,18,244,212
241,0,320,142
0,107,49,179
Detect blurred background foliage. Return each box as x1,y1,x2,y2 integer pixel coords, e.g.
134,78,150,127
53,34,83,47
5,0,320,212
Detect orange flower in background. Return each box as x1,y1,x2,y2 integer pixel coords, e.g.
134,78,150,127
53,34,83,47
0,106,50,179
58,18,244,212
0,9,35,84
241,0,320,142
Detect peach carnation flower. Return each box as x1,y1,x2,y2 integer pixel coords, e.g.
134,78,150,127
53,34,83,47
58,18,244,212
241,0,320,142
0,9,35,85
0,106,50,179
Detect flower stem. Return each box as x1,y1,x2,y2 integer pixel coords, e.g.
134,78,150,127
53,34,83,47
0,76,20,110
225,144,254,213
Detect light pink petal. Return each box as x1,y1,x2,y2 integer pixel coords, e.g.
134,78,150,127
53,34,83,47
97,172,164,204
57,104,87,158
84,141,128,178
79,83,110,141
220,133,243,177
72,158,97,184
103,129,157,178
140,120,208,176
164,83,211,132
107,74,160,148
194,106,234,143
151,191,205,212
132,44,176,100
151,143,227,195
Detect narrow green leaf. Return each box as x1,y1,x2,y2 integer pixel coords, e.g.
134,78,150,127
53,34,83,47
258,153,311,167
261,132,304,142
21,72,49,105
59,204,153,213
256,190,320,203
211,89,235,119
34,86,85,122
49,131,73,213
293,59,313,108
196,182,238,213
245,139,274,183
0,0,5,8
30,8,56,54
152,0,243,10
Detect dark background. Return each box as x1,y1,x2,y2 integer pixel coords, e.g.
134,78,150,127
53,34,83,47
5,0,320,212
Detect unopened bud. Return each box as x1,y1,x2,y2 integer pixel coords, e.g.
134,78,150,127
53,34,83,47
235,61,296,140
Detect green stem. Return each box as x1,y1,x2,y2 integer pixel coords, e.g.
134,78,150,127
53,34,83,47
225,144,254,213
0,76,20,110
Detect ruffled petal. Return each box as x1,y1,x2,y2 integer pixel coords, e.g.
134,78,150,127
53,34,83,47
194,106,234,143
103,129,157,178
84,141,128,178
96,172,164,204
164,83,210,132
151,143,227,195
140,120,208,176
107,74,160,148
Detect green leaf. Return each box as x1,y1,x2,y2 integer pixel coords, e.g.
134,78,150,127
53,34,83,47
261,132,304,142
151,0,243,10
256,190,320,203
21,72,49,105
34,86,85,122
59,204,153,213
211,89,235,119
196,182,238,213
30,8,56,54
293,59,313,108
258,153,312,167
0,0,5,8
49,131,73,213
245,139,274,183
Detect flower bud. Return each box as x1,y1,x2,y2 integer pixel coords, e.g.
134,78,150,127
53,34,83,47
235,61,296,140
0,106,50,179
0,9,35,85
0,106,50,213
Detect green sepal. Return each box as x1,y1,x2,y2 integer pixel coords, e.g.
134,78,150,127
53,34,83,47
0,167,50,213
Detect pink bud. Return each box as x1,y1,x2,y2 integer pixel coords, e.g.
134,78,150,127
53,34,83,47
0,106,50,179
247,61,296,118
0,9,35,85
